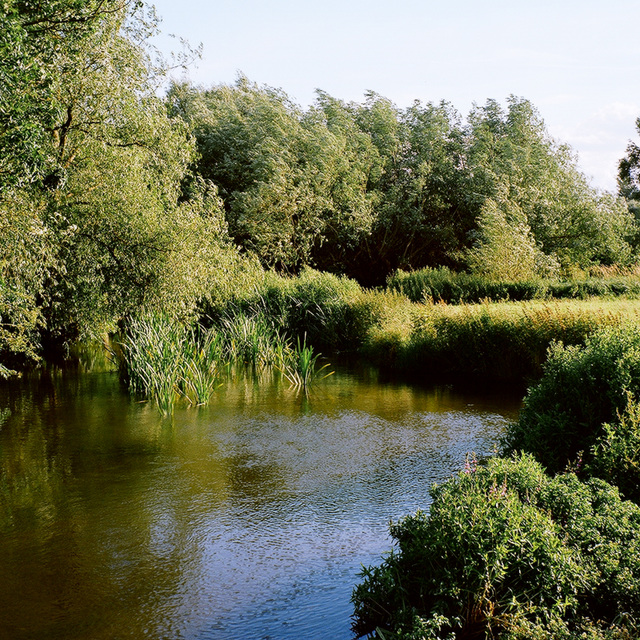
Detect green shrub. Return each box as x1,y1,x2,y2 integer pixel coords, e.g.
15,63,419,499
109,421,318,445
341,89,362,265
352,454,640,640
589,399,640,503
503,324,640,483
201,267,370,352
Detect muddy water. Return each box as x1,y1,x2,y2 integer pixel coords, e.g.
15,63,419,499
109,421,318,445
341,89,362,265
0,362,520,639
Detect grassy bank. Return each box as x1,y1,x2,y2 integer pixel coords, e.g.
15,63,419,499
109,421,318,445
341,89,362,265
364,298,640,384
117,268,640,409
387,266,640,304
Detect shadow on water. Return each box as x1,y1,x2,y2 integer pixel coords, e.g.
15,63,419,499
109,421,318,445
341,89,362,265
0,354,522,640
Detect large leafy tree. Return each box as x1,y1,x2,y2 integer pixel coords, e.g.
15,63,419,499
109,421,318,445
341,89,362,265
465,98,635,275
0,0,231,362
619,117,640,227
360,97,470,282
169,78,378,273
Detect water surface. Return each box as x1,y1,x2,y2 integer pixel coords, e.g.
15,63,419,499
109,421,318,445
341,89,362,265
0,362,520,639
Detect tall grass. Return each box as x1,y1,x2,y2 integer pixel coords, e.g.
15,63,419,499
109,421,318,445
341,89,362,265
363,298,640,384
217,312,287,367
119,306,337,412
279,335,333,388
120,315,222,414
387,266,640,304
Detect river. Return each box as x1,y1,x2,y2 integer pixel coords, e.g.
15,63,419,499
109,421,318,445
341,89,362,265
0,358,520,639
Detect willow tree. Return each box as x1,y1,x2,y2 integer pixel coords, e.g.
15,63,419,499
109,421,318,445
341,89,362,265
464,97,635,275
0,1,231,362
168,79,380,273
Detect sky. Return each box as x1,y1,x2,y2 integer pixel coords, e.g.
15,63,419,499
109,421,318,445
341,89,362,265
149,0,640,193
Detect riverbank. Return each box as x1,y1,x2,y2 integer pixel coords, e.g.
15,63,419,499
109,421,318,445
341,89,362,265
196,268,640,387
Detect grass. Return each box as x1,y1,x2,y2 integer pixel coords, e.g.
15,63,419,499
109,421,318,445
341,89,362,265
118,308,336,412
387,266,640,304
363,298,640,384
279,334,334,389
118,269,640,412
119,315,223,415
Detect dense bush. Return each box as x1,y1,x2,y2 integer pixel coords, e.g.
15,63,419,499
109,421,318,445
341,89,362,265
352,454,640,640
503,324,640,494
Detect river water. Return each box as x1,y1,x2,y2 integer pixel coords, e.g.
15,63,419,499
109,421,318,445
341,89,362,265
0,359,520,640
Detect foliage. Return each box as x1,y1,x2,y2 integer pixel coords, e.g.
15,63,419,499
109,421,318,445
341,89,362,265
119,314,222,414
172,81,635,285
387,267,547,304
167,77,377,272
201,267,370,353
618,116,640,224
216,311,287,368
352,454,640,640
363,298,630,384
503,324,640,497
589,398,640,504
0,0,237,365
387,267,640,305
465,198,559,280
464,98,635,272
279,334,333,389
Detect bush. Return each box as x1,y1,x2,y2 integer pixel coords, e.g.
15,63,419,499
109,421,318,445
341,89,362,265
589,399,640,503
201,267,372,352
352,454,640,640
503,324,640,488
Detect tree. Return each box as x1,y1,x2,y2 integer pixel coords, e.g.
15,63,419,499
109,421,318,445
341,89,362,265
465,198,558,280
170,78,378,273
363,98,470,282
619,117,640,225
0,1,233,361
465,97,635,272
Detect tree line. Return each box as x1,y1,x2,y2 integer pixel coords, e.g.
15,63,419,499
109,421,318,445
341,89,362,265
2,0,640,365
172,77,636,285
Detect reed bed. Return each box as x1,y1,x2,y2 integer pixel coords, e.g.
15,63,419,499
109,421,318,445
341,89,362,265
387,266,640,304
120,315,223,415
279,335,333,389
119,308,336,413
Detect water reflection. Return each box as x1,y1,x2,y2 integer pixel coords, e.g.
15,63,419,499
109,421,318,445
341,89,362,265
0,364,520,639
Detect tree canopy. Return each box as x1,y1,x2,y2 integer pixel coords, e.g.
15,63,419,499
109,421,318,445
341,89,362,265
0,0,235,363
175,79,636,285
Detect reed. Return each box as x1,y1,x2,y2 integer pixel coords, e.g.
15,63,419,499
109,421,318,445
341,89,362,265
280,335,333,388
218,312,288,367
387,266,640,304
177,327,223,406
120,315,223,414
363,298,640,384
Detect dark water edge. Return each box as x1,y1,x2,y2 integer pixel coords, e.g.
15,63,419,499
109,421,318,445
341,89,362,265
0,359,522,640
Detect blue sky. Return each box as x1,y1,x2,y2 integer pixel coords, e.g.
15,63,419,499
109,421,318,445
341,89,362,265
150,0,640,192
